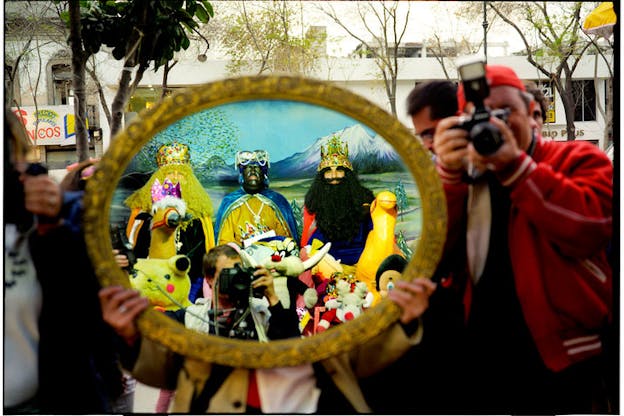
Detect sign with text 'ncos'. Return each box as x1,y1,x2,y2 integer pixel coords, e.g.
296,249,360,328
11,106,87,146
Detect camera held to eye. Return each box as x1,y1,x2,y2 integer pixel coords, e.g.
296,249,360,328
455,56,510,155
218,263,264,307
25,162,49,176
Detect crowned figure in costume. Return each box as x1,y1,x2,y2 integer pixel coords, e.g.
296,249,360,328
124,142,215,302
301,136,375,268
214,150,298,247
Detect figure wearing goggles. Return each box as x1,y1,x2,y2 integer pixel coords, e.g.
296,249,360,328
214,150,298,247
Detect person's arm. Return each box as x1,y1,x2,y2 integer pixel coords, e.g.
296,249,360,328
432,116,471,264
266,301,301,340
349,278,436,378
505,147,611,257
300,206,316,247
478,117,612,258
99,286,150,347
251,267,300,339
21,173,64,234
99,286,186,389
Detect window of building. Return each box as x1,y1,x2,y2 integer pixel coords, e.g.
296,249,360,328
86,104,99,130
394,44,422,57
572,80,596,122
352,42,423,58
51,63,72,105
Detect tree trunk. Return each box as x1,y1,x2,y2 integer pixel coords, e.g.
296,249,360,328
68,0,89,161
162,60,178,99
605,78,613,149
86,64,112,129
108,3,149,141
110,62,134,140
560,67,577,141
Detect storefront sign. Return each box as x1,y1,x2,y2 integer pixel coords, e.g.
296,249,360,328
11,106,85,146
542,125,595,140
538,82,556,124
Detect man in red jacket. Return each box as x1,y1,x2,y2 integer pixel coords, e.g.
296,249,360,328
433,63,613,413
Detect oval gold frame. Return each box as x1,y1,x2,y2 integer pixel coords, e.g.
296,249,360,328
83,75,446,369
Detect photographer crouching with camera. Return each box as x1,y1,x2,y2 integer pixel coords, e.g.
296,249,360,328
100,241,435,412
433,59,613,413
169,244,301,341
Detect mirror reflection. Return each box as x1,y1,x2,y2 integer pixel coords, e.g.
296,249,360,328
109,99,422,342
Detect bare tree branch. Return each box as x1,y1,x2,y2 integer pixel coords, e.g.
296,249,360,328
319,1,408,115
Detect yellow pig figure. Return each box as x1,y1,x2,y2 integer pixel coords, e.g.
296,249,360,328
355,190,404,306
129,255,193,312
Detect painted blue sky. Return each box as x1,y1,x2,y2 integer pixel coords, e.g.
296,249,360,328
219,100,376,162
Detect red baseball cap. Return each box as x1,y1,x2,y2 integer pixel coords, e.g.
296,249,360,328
457,65,526,111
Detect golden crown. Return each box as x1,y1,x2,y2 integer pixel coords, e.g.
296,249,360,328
318,135,352,172
156,142,191,167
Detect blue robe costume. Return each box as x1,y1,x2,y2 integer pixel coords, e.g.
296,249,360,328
214,188,299,244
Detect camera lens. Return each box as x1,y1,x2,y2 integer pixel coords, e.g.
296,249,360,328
470,123,504,155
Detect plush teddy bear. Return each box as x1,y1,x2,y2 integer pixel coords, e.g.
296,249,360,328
129,254,193,312
315,274,369,333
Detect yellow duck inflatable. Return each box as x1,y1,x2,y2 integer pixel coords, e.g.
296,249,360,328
355,190,404,306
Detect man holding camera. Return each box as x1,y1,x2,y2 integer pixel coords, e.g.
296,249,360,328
172,244,301,341
433,62,613,413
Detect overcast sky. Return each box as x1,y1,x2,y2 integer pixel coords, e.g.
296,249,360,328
208,1,535,58
308,1,526,56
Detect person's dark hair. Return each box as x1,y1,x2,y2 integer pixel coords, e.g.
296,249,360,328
406,81,458,119
202,244,241,277
524,81,549,123
304,169,374,241
375,254,407,291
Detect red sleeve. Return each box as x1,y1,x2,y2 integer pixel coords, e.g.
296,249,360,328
509,143,612,258
300,206,316,247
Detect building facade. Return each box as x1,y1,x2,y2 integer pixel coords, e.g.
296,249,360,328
5,3,613,170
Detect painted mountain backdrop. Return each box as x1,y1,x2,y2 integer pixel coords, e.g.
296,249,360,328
206,124,406,183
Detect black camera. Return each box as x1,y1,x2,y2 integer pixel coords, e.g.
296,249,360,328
110,224,137,272
25,162,48,176
455,57,510,155
218,263,264,307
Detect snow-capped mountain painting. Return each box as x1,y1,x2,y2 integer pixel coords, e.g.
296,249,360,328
271,124,405,179
209,123,405,182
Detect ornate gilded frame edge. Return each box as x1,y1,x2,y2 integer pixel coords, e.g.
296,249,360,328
83,75,447,368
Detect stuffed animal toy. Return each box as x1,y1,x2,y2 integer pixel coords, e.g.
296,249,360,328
375,254,407,298
148,179,192,259
308,239,343,279
238,237,331,311
129,254,193,312
300,238,344,306
316,274,369,333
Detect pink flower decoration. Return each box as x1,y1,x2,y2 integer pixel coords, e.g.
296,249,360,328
151,178,182,203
